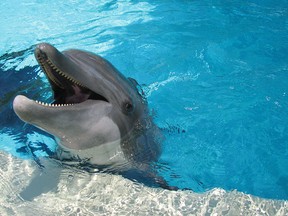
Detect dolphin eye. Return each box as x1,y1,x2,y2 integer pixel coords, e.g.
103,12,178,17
124,102,134,113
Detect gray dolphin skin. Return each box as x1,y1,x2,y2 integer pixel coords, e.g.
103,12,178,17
13,43,162,173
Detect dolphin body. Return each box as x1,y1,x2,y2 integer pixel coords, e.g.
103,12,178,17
13,43,172,199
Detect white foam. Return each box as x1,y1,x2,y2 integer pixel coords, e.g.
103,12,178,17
144,72,200,98
0,151,287,216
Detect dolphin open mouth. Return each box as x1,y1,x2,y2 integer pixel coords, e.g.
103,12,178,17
34,46,108,107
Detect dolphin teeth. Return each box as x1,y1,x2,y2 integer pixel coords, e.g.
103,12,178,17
57,69,81,86
39,58,85,88
35,101,53,107
48,61,53,67
45,58,85,87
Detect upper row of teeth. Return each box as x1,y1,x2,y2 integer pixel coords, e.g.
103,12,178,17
45,59,84,87
35,100,73,107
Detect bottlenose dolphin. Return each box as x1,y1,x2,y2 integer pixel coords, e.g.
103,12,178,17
13,43,173,197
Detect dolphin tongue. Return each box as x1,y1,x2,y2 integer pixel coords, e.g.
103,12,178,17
52,83,92,105
65,85,91,104
52,81,108,105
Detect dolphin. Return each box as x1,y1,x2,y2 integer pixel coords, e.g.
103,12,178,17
13,43,174,198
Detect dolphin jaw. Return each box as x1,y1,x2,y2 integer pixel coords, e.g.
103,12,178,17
35,47,84,88
13,95,77,118
32,44,109,107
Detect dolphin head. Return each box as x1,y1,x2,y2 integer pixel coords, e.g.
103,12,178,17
13,43,160,166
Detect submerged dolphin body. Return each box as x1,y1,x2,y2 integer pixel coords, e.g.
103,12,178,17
13,43,173,199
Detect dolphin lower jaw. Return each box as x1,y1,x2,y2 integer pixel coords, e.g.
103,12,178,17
13,95,116,152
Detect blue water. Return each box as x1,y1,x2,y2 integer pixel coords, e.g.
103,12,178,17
0,0,288,201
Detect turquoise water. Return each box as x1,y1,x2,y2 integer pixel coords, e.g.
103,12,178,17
0,0,288,204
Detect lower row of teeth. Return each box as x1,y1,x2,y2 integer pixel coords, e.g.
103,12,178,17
35,100,73,107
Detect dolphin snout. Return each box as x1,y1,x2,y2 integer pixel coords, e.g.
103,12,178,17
13,95,33,123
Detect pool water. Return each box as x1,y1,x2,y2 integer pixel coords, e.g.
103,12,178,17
0,0,288,214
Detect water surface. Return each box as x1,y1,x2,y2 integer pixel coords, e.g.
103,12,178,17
0,0,288,214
